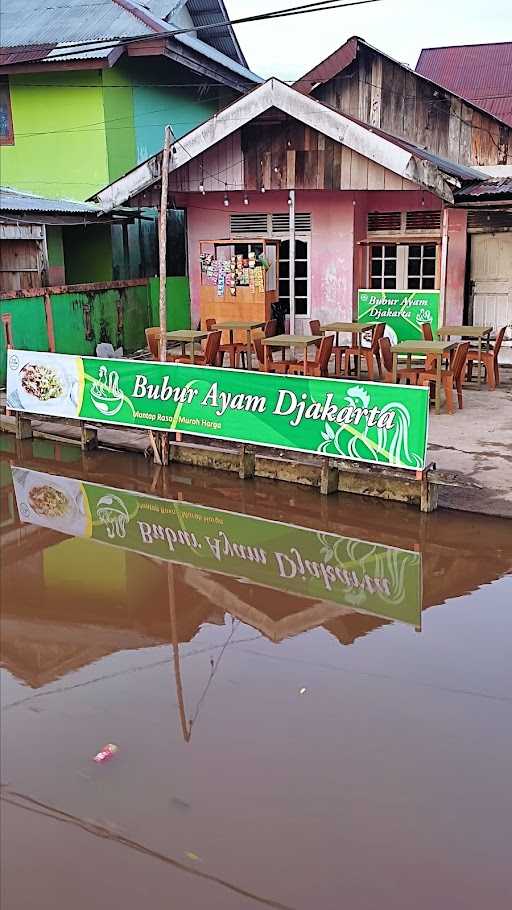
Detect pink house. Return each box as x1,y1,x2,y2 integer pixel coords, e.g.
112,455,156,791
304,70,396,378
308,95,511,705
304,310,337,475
94,79,481,330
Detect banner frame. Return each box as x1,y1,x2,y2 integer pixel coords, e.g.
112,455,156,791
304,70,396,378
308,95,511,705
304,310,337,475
7,350,430,472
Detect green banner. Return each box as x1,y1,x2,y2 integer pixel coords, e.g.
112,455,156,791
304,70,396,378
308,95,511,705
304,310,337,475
358,289,440,342
11,467,422,626
7,349,429,470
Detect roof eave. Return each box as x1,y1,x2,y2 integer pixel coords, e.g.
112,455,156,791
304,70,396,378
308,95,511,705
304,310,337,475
91,79,459,210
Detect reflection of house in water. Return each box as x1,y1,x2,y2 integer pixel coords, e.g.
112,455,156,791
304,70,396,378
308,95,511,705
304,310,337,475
2,443,512,690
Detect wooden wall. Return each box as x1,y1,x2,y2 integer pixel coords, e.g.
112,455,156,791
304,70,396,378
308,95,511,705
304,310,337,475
165,115,418,195
311,44,512,167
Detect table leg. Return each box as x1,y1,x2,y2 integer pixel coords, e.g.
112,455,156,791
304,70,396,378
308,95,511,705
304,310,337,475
191,340,196,364
407,354,412,370
477,336,482,389
303,345,308,375
246,329,251,370
355,333,360,378
435,354,442,414
264,344,269,372
392,353,398,384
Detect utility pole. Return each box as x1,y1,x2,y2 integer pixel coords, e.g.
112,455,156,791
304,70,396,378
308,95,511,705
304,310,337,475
159,125,172,361
149,124,173,466
288,189,296,334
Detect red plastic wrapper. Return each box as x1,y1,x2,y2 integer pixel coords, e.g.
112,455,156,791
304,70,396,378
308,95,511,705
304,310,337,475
93,743,118,763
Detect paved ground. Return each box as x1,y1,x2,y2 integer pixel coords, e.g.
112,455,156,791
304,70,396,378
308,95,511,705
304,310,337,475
427,369,512,517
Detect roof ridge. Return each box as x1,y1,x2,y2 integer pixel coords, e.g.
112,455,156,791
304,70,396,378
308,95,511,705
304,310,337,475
111,0,169,33
419,41,512,52
93,77,475,210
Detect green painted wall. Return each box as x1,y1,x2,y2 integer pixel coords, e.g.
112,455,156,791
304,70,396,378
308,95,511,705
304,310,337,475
50,286,149,354
0,295,49,385
46,227,65,270
0,279,190,385
102,66,137,181
0,72,109,200
63,225,113,283
148,277,191,330
126,57,221,161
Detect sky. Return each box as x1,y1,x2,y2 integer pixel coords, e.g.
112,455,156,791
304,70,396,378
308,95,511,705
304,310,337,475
225,0,512,80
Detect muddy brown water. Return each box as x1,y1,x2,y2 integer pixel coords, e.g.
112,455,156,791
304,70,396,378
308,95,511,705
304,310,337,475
1,435,511,910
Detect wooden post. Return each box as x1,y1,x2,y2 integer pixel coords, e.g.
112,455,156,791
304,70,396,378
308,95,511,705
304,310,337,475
159,125,172,361
320,458,338,495
439,205,449,326
288,189,296,335
150,124,173,466
15,413,33,440
167,563,191,743
80,422,98,451
238,443,255,479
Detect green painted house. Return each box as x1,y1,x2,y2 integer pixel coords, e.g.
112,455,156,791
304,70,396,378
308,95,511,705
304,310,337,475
0,0,260,284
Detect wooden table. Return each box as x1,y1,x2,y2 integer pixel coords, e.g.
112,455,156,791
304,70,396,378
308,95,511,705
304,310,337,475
436,325,492,389
261,334,322,373
320,322,374,377
391,340,457,414
214,320,266,369
166,330,209,364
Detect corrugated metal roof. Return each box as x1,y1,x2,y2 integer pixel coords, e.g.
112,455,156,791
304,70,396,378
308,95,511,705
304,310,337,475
43,42,120,62
294,36,358,92
385,135,481,183
0,186,105,214
455,177,512,200
0,0,250,70
187,0,247,66
0,0,153,47
416,44,512,128
175,32,262,83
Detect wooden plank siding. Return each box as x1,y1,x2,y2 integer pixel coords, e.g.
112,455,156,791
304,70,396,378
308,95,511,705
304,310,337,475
312,44,512,166
163,116,417,197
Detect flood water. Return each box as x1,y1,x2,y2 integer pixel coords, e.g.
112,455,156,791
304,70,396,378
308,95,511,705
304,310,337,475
1,434,511,910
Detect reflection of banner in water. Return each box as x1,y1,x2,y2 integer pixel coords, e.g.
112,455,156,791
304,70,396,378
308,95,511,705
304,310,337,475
11,467,422,626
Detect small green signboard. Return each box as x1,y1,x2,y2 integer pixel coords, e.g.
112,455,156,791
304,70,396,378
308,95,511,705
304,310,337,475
7,350,429,471
12,467,423,626
358,289,440,342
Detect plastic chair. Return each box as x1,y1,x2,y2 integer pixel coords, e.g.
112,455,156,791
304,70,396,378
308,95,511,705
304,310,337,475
418,341,470,413
379,337,420,384
345,323,384,380
232,321,277,370
309,319,322,349
288,335,334,377
466,326,507,389
253,337,289,373
145,327,177,361
175,330,222,367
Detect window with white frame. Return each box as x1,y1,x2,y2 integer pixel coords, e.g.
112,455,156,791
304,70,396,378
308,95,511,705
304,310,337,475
229,213,312,315
407,243,437,289
279,238,309,316
370,244,397,289
369,243,439,290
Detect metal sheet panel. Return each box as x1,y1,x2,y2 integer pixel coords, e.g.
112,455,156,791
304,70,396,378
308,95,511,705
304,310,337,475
0,187,103,214
0,0,154,48
416,44,512,127
456,177,512,200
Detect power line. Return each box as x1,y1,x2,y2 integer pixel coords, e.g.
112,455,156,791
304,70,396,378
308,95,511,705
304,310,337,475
11,78,512,104
4,0,383,65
